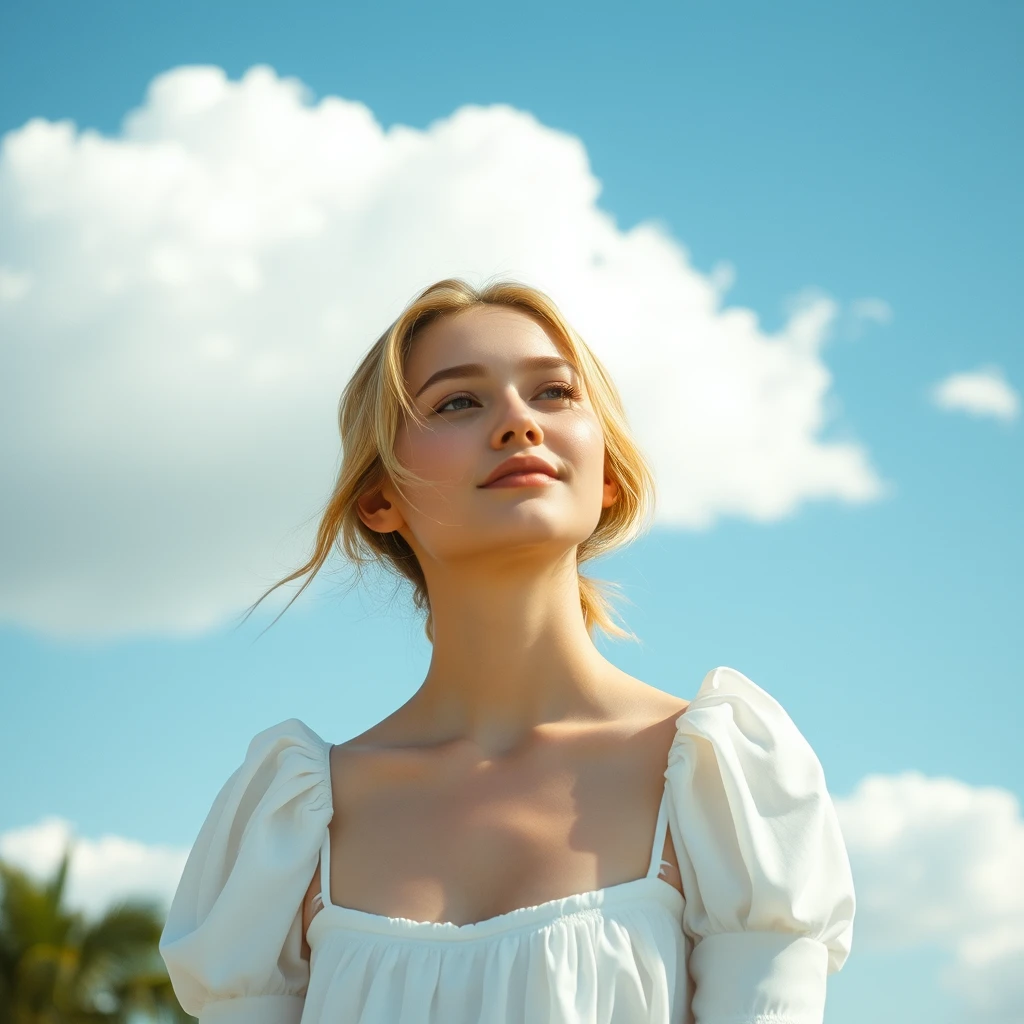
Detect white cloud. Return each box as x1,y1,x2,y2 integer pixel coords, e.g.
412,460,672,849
0,63,887,640
0,265,32,302
930,365,1020,422
0,816,188,920
848,297,893,326
837,296,892,341
835,772,1024,1021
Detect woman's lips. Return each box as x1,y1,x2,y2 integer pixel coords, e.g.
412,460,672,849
482,472,558,488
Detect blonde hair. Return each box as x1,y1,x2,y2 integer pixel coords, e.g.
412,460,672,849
241,277,657,643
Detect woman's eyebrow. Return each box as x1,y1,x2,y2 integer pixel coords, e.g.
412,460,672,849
413,356,578,398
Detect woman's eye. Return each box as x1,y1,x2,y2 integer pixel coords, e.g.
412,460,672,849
435,394,476,414
433,382,581,415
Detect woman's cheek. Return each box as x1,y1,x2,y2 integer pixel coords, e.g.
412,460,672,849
400,429,477,487
561,415,605,476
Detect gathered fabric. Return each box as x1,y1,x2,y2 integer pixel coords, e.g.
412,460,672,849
160,666,856,1024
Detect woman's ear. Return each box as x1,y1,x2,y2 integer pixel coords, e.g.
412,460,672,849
601,469,620,510
357,484,405,534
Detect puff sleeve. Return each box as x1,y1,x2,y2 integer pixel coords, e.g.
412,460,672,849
664,667,855,1024
159,719,334,1024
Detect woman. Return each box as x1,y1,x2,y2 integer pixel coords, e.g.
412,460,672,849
159,278,856,1024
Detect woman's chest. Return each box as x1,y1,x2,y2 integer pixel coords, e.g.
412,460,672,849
308,720,682,928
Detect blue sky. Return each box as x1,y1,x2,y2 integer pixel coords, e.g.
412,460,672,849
1,2,1021,1022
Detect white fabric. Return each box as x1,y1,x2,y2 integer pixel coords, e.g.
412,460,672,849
160,666,856,1023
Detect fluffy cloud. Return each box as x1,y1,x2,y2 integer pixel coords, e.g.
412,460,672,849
0,64,887,639
835,772,1024,1021
0,816,188,920
848,297,893,326
930,365,1020,422
842,296,893,340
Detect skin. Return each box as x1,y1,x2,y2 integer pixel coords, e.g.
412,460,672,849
300,304,689,958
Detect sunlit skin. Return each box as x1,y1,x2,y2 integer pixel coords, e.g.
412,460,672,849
356,303,645,751
298,304,687,951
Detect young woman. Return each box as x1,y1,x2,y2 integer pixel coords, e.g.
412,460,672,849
159,278,856,1024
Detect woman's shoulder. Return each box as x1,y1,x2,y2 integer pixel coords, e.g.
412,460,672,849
663,667,831,811
664,664,844,866
242,715,333,757
161,716,335,1019
673,663,798,720
660,665,856,1008
210,716,335,819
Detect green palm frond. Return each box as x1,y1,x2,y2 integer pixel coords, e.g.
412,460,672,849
0,840,193,1022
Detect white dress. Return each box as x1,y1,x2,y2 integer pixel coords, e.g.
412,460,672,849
160,666,856,1024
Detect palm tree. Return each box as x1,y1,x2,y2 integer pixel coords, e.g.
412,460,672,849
0,841,192,1023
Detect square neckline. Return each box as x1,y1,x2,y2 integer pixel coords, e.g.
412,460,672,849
308,740,686,942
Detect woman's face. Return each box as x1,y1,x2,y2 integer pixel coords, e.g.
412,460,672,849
363,304,618,568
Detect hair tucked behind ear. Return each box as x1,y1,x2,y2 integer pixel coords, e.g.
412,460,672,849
238,276,657,643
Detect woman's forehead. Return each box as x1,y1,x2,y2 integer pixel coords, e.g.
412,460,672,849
406,305,565,381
